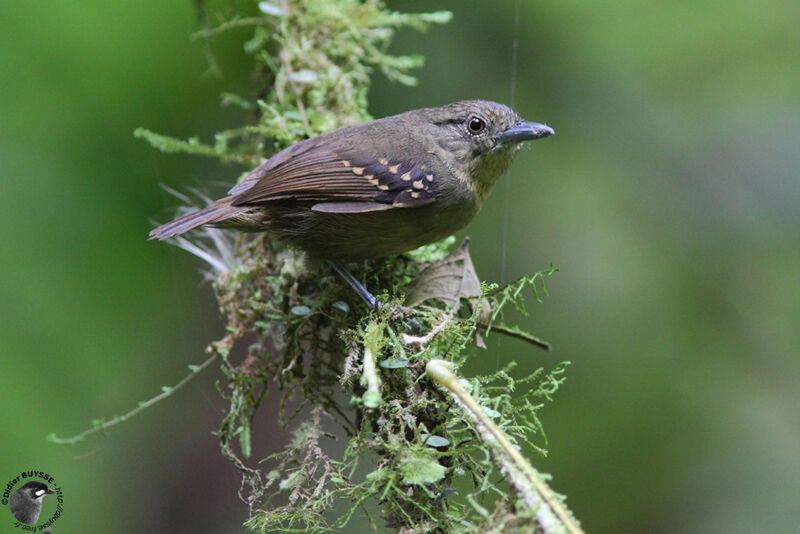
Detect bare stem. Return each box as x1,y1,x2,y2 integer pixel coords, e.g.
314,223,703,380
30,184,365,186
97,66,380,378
48,353,217,445
479,321,551,351
402,314,454,346
426,360,583,534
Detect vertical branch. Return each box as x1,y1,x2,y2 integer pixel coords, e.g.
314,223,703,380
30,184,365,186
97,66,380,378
134,1,577,532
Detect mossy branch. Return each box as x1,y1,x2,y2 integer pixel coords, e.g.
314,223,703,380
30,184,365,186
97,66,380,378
53,1,580,532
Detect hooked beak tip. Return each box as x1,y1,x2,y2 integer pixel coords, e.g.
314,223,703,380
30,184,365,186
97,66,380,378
495,121,554,144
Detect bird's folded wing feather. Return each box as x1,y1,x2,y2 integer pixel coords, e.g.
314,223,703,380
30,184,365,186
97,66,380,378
229,137,437,211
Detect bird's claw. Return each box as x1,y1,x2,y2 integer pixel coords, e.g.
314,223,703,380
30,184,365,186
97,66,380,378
376,302,422,334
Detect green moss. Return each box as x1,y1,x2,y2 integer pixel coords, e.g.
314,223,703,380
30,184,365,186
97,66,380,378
81,1,577,532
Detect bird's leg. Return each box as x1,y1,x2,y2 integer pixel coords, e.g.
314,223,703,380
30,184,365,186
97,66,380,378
327,260,421,332
328,259,377,310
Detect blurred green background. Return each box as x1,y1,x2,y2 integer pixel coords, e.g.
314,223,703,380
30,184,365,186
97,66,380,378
1,1,798,532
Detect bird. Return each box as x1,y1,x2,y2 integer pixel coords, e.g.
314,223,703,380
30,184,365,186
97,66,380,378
151,100,553,257
9,481,54,524
150,100,553,308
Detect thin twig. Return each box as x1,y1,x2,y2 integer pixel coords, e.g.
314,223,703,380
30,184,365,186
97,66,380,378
48,354,217,445
477,321,551,351
402,314,454,346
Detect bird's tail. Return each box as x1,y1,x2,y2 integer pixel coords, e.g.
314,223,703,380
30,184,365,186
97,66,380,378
149,197,247,240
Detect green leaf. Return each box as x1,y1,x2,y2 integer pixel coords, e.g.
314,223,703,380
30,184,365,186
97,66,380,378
399,450,446,485
362,389,381,409
239,420,251,458
289,69,318,83
419,11,453,24
422,435,450,448
279,470,300,490
283,110,305,121
379,357,409,369
481,406,501,419
291,305,311,316
366,468,387,481
257,1,286,16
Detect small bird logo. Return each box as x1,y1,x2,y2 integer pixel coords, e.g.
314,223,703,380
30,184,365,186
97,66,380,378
9,481,54,525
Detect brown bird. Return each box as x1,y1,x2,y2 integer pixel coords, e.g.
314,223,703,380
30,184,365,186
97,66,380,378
150,100,553,259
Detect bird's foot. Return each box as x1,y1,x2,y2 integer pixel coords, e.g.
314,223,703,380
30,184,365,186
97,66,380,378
328,259,421,333
381,302,422,334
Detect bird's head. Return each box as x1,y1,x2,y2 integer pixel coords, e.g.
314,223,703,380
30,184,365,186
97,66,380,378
18,481,55,501
421,100,554,201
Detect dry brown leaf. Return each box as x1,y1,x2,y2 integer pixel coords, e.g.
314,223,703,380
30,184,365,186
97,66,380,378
405,238,494,348
405,238,481,307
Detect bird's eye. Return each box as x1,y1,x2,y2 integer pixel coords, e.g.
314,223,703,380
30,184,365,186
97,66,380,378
467,116,486,134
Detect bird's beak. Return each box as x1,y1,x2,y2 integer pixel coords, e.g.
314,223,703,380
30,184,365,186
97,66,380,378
495,121,554,144
46,488,55,495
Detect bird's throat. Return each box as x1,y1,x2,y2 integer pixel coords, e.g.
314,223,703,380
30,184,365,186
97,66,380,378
470,145,519,203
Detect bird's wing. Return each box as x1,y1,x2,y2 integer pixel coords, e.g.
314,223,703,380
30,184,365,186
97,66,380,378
229,137,437,211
